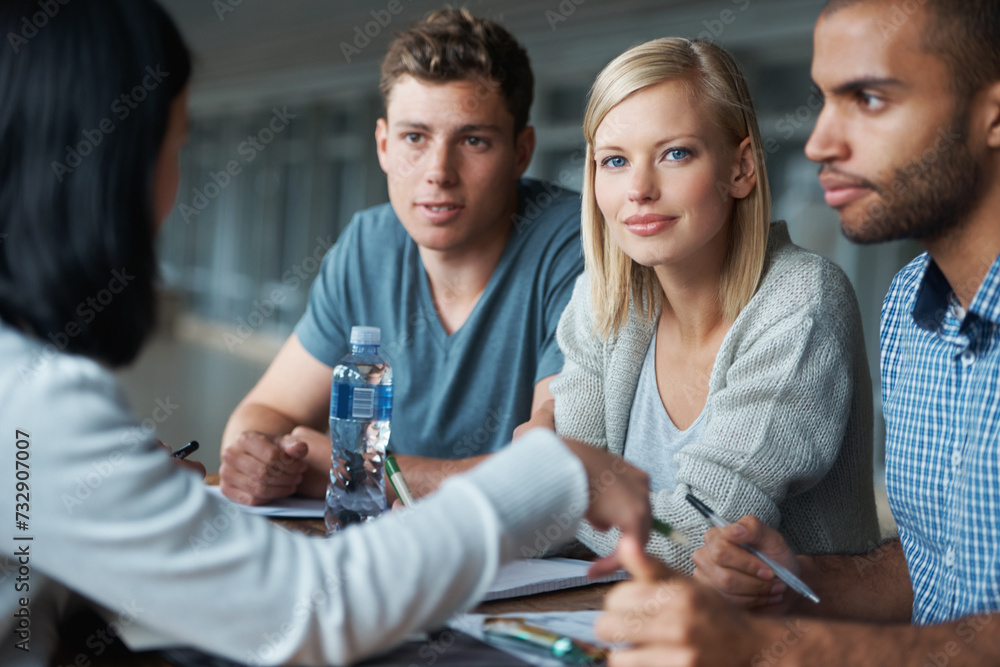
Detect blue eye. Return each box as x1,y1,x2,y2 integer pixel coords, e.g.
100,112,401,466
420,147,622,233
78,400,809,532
601,156,627,169
665,148,690,161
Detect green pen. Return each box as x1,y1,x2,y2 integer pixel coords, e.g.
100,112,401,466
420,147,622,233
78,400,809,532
653,517,689,545
384,455,415,507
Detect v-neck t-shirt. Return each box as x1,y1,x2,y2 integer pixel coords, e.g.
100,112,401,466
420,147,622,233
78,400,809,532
295,179,584,458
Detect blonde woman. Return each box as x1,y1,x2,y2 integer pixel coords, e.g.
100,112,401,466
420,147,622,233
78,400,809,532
546,38,880,585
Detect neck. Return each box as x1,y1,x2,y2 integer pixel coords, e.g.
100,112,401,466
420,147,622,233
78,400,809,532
922,180,1000,309
653,241,730,345
419,202,515,335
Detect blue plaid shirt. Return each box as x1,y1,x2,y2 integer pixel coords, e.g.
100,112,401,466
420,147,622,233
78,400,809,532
882,251,1000,625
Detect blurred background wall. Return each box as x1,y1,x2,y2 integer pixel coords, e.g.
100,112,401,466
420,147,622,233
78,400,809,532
123,0,919,530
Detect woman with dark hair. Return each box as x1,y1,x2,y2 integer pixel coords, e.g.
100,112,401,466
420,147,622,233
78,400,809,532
0,1,651,664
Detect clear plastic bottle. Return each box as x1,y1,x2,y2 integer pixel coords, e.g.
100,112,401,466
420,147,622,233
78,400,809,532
325,326,393,533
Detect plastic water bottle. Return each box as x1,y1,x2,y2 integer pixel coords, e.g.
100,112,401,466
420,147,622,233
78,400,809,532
325,326,393,533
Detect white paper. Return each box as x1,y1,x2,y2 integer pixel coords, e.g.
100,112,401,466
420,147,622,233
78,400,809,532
205,485,325,518
484,557,628,601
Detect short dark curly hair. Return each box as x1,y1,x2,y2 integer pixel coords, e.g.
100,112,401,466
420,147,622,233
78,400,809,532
379,7,534,136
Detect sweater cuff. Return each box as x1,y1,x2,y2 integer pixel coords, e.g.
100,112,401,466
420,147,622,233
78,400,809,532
457,428,589,560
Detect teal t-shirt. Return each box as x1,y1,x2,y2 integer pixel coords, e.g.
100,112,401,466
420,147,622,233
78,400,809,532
294,179,584,459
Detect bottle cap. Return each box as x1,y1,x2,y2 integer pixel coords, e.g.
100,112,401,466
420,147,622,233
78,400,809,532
350,325,381,346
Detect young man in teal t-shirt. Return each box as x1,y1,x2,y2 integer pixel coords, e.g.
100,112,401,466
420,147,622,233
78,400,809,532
219,8,584,505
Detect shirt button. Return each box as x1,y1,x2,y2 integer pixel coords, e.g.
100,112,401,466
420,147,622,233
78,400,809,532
961,350,975,366
946,548,956,568
952,451,962,467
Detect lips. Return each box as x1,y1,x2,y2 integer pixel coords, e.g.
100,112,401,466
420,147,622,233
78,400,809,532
622,213,678,237
416,201,464,223
818,171,876,209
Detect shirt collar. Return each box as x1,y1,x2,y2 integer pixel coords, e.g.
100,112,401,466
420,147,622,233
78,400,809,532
911,252,1000,330
969,253,1000,326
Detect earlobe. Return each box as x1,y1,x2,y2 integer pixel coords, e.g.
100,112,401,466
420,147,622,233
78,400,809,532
983,81,1000,149
730,136,757,199
515,126,537,177
374,118,390,175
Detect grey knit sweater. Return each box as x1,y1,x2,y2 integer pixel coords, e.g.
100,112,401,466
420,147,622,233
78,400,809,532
552,222,881,571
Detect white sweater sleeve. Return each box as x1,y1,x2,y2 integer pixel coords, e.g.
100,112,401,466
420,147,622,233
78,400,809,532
1,351,587,666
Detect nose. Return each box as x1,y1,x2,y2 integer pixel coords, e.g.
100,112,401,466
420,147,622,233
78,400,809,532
805,104,849,165
424,141,458,188
627,164,659,203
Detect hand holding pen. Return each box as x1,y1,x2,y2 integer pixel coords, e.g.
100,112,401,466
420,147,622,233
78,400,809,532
687,494,820,610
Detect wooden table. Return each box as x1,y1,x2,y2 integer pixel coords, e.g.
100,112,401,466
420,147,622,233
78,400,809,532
53,481,611,666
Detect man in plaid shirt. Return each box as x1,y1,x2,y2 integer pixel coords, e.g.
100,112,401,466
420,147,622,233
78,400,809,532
593,0,1000,664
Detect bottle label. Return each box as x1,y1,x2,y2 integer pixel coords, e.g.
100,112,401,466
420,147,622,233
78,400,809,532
351,387,374,419
331,383,392,420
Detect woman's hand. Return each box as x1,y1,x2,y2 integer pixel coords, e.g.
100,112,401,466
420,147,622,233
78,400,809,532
158,440,207,479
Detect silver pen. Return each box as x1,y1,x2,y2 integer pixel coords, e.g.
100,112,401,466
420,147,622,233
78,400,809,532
685,493,820,604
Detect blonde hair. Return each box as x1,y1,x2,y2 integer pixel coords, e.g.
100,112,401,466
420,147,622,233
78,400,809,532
582,38,771,337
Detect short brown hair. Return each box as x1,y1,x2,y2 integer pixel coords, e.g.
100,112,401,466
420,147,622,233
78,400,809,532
379,8,534,135
824,0,1000,102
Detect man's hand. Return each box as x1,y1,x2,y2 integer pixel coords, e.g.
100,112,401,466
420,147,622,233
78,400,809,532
513,399,555,440
691,514,799,613
219,431,309,505
596,535,762,667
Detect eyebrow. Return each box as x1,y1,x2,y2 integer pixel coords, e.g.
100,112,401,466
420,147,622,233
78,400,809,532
594,134,699,153
393,121,504,134
819,77,907,96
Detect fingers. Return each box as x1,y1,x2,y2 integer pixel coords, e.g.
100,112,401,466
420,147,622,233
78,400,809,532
607,646,686,667
563,439,651,542
598,579,687,645
615,535,674,583
587,553,622,579
175,458,207,479
690,515,797,611
219,431,308,505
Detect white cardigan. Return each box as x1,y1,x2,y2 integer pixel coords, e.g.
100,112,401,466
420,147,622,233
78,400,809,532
0,322,587,666
552,222,881,570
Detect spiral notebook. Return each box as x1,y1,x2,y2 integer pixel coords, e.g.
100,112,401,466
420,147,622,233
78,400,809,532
484,557,628,602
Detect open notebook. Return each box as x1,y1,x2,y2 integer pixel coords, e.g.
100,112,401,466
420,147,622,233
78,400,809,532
484,557,628,601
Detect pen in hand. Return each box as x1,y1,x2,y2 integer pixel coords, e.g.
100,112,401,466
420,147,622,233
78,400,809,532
171,441,200,460
685,493,820,604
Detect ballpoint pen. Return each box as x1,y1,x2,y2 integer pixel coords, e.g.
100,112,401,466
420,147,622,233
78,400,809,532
685,493,820,604
171,441,200,459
